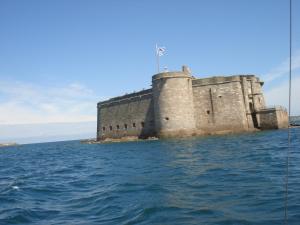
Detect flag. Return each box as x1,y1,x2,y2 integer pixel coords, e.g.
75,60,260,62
156,45,166,57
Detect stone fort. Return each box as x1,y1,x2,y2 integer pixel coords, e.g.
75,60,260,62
97,66,288,141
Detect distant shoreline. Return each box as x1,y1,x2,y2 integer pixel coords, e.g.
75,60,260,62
0,143,18,148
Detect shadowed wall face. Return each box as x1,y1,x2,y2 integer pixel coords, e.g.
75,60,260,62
97,90,155,140
258,107,289,130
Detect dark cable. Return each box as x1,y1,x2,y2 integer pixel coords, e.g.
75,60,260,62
284,0,292,224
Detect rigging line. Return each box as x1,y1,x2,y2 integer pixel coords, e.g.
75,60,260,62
284,0,292,224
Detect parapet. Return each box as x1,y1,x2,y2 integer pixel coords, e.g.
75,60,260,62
192,74,257,87
152,71,192,81
98,88,152,108
152,65,193,81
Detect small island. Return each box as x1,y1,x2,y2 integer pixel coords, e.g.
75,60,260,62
0,142,18,148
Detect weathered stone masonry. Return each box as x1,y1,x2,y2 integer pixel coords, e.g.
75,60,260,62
97,66,288,141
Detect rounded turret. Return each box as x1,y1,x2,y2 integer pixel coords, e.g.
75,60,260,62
152,66,196,138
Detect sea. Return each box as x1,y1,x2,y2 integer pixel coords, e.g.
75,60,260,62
0,128,299,225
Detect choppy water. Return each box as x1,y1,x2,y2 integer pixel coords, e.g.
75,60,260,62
0,129,299,225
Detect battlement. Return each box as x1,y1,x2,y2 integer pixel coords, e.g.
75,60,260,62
192,74,258,86
152,71,192,81
98,89,152,108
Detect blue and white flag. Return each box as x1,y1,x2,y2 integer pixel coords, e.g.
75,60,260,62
156,45,166,57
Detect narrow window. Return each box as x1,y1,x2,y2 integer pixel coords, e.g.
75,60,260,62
207,110,210,114
124,124,128,130
117,125,120,130
102,127,106,131
141,122,145,128
109,126,112,131
132,122,136,128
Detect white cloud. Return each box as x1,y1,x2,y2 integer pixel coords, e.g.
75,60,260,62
0,122,96,144
264,75,300,116
263,49,300,82
0,81,101,124
262,48,300,116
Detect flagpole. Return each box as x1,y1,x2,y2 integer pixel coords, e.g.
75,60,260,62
156,44,160,73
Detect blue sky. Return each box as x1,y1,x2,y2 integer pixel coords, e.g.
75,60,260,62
0,0,299,141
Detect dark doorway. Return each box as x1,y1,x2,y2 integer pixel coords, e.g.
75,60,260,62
249,102,258,128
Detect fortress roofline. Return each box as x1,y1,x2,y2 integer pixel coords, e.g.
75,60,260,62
97,88,152,106
152,65,192,79
192,74,264,86
97,73,264,106
194,74,257,79
152,71,192,80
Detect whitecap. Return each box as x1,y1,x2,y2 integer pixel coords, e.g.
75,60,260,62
12,186,19,190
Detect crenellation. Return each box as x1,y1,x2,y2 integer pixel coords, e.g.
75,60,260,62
98,89,152,108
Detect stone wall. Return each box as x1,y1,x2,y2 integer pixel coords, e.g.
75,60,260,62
152,72,196,137
249,77,265,111
240,75,266,128
96,69,288,140
192,76,249,134
258,107,288,130
97,89,155,140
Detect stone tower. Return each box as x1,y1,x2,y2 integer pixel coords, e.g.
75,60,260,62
152,66,196,137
